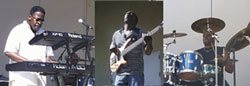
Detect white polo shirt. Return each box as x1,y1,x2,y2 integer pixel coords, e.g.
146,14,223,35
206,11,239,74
4,20,54,86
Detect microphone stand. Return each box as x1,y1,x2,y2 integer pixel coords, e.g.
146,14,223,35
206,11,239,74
81,19,94,86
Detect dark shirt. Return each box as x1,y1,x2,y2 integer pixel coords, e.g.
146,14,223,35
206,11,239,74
110,28,146,75
179,47,230,86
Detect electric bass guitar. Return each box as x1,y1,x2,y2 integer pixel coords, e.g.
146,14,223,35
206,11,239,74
110,23,163,72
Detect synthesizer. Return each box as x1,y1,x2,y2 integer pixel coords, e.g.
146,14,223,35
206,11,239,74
6,62,94,74
29,31,95,50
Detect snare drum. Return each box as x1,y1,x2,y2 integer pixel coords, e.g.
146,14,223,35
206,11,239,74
178,50,203,81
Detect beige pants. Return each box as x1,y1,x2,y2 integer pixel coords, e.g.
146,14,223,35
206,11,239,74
9,74,46,86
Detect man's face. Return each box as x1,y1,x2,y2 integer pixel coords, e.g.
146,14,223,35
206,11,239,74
28,11,45,31
124,11,137,25
203,33,214,46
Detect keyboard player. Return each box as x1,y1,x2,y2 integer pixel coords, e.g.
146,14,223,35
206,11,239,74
4,6,54,86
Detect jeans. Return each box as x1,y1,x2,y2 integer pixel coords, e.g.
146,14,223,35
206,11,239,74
114,74,144,86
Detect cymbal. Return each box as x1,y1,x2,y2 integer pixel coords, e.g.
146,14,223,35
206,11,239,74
191,17,225,33
225,23,250,52
163,33,187,38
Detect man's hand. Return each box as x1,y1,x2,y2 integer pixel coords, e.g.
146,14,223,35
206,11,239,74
144,36,153,55
110,48,121,56
31,59,43,62
144,36,152,45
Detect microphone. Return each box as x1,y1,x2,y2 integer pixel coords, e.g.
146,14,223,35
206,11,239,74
78,18,93,29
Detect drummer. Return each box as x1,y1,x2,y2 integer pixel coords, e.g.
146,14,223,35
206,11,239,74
180,33,234,86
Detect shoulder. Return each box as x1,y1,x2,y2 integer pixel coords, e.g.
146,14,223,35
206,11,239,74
195,48,204,52
112,28,123,36
135,28,146,34
10,21,27,34
13,21,29,30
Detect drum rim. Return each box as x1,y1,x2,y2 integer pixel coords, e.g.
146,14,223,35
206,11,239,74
180,50,203,58
166,52,177,56
179,69,201,74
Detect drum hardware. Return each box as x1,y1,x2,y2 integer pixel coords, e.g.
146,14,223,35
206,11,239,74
163,52,179,85
224,23,250,86
164,30,187,52
163,30,187,85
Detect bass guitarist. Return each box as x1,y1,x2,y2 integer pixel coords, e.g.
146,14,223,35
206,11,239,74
109,11,153,86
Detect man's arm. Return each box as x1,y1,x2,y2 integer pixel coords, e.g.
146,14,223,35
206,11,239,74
5,52,27,62
5,52,42,62
144,36,153,55
46,56,57,63
224,50,234,73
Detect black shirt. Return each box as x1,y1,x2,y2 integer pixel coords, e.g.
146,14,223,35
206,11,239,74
179,47,230,86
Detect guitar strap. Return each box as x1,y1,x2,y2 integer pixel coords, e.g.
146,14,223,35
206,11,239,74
125,28,140,42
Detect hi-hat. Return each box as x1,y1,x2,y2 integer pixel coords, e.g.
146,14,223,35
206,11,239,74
225,23,250,52
191,17,225,33
164,30,187,38
163,33,187,38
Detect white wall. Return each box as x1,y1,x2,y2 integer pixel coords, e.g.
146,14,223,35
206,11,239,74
164,0,250,86
0,0,94,78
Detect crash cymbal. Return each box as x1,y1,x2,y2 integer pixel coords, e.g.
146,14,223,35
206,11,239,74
225,23,250,52
163,33,187,38
191,17,225,33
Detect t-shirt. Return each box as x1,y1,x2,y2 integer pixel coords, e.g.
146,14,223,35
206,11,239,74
179,47,229,86
4,20,54,86
110,28,146,75
196,47,228,86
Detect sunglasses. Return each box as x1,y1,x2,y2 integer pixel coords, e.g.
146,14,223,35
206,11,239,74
32,16,45,22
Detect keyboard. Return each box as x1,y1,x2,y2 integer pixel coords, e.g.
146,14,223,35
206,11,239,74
5,62,94,75
29,31,95,50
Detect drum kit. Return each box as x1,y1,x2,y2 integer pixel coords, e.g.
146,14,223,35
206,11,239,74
163,17,250,86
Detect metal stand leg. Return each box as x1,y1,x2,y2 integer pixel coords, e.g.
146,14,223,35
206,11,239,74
232,52,236,86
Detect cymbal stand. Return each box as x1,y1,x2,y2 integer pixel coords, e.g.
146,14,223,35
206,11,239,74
163,36,176,85
212,33,219,86
207,21,219,86
232,51,236,86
